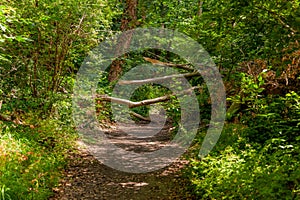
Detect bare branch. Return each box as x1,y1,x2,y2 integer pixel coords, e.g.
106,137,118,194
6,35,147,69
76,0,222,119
98,94,170,108
118,72,199,85
96,86,200,108
73,14,86,35
143,57,195,71
130,111,151,121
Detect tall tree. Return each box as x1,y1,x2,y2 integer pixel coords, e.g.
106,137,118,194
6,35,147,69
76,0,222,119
108,0,138,82
0,0,114,102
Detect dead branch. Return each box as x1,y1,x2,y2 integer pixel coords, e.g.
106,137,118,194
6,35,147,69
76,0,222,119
98,94,170,108
143,57,195,71
96,86,200,108
118,72,199,85
73,14,86,35
143,57,217,77
130,111,151,121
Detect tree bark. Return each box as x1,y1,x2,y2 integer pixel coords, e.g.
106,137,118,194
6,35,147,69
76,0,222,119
97,86,200,108
118,72,199,85
198,1,203,16
143,57,194,71
108,0,138,82
130,111,151,121
98,94,170,108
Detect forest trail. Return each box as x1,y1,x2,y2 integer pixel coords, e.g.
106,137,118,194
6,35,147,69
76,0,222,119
49,120,195,200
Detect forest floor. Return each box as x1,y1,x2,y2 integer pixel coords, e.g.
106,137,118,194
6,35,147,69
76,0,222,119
49,120,196,200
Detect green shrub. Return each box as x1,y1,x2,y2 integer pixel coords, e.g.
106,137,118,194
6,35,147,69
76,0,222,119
0,115,77,199
189,136,300,199
243,91,300,144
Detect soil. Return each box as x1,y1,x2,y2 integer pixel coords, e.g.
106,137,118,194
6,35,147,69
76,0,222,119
49,120,196,200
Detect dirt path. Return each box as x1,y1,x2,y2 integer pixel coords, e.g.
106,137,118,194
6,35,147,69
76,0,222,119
50,120,196,199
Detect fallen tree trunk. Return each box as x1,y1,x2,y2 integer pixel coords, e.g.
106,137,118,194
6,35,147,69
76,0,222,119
98,94,170,108
96,86,200,108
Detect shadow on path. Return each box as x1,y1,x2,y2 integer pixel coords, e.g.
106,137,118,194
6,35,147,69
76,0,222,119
50,121,196,199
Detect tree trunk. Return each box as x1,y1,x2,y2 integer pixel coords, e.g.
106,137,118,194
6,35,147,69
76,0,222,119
108,0,138,82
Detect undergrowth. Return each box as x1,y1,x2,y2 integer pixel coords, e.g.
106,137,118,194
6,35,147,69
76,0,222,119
0,113,77,200
186,77,300,199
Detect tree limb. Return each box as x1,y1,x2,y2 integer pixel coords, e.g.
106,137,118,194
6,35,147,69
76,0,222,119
98,94,170,108
130,111,151,121
73,14,86,35
96,86,200,108
143,57,195,71
143,57,217,77
118,72,199,85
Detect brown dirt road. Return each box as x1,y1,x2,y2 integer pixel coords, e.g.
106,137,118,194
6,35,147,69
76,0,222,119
49,121,196,200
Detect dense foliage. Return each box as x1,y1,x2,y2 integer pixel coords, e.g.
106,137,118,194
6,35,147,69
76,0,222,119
0,0,116,198
1,0,300,199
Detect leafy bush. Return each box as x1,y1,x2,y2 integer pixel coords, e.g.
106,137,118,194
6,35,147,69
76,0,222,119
242,91,300,144
188,125,300,199
188,88,300,199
